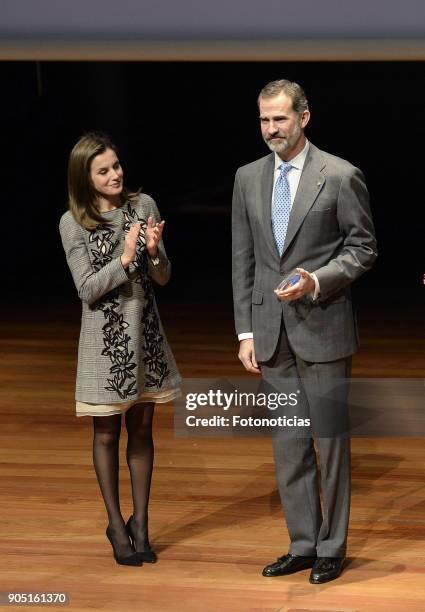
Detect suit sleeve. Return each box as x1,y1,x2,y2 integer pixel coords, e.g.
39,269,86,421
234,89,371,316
313,166,377,300
59,213,129,305
232,169,256,335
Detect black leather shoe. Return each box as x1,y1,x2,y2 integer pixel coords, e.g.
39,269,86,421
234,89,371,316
262,554,317,577
309,557,345,584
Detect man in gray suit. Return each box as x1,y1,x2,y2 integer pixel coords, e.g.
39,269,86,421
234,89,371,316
232,79,377,584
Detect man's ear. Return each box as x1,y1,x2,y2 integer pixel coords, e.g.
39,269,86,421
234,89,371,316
300,110,310,129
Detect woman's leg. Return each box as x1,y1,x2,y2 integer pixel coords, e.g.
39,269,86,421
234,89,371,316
93,414,134,557
125,402,155,551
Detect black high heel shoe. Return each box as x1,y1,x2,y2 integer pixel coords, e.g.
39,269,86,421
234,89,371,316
106,526,143,566
125,515,157,563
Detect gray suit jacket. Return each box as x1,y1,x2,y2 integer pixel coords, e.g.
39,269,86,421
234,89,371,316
232,142,377,363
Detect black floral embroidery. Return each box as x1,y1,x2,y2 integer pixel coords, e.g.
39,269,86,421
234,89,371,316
101,303,137,398
138,254,170,387
87,202,170,398
88,225,137,399
126,203,171,387
122,206,147,285
89,227,119,268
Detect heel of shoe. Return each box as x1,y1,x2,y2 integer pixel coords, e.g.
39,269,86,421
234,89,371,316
125,516,135,548
106,526,143,566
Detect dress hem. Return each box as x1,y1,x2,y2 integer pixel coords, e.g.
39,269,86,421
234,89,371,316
76,387,181,417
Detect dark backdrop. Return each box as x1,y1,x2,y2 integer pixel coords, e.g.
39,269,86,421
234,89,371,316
2,61,425,310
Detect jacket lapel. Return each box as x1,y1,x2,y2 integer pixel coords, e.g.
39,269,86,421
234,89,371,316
281,143,326,257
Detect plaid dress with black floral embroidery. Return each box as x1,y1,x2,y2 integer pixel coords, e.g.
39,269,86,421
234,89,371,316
59,194,181,404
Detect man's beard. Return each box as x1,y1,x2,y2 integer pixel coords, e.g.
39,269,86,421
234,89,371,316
264,125,302,154
264,137,290,153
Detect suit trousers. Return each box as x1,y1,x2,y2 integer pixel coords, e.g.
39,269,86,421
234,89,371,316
260,315,352,558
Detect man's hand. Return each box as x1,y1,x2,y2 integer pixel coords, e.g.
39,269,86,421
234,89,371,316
275,267,315,302
238,338,261,374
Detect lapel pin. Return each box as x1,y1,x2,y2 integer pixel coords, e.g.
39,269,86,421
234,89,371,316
317,181,321,187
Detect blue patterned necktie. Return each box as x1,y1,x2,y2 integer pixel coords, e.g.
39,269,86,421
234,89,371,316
272,161,293,256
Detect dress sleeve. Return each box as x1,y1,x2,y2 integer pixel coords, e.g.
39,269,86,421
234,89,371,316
144,196,171,286
59,213,129,305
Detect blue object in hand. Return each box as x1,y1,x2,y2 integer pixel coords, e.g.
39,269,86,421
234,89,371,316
278,273,301,290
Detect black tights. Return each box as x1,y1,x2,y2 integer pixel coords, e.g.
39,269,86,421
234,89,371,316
93,402,155,556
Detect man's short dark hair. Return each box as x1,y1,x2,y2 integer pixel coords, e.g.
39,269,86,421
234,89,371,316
258,79,309,114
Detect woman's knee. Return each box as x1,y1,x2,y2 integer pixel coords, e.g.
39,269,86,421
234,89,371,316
94,429,121,448
93,415,121,447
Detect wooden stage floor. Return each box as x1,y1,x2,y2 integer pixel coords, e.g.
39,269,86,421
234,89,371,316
1,301,425,612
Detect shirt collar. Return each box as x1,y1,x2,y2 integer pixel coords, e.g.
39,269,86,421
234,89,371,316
274,139,310,172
